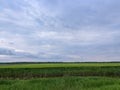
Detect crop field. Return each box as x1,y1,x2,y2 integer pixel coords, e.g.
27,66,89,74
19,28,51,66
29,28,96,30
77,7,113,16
0,63,120,90
0,77,120,90
0,62,120,68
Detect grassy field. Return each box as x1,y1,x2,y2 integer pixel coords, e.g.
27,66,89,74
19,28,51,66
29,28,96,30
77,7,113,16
0,63,120,78
0,63,120,90
0,77,120,90
0,63,120,68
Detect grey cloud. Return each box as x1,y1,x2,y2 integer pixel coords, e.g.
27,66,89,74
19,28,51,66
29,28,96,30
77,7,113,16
0,48,14,55
0,0,120,62
0,48,68,61
0,48,38,59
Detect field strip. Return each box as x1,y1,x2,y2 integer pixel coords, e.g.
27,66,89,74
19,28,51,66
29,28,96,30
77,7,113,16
0,63,120,68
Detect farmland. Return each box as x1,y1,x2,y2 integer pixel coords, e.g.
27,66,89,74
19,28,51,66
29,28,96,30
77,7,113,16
0,77,120,90
0,62,120,90
0,62,120,68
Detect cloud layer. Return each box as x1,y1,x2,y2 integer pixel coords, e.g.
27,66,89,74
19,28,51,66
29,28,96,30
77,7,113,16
0,0,120,62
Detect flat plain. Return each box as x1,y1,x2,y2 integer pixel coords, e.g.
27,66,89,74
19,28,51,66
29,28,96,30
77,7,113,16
0,63,120,90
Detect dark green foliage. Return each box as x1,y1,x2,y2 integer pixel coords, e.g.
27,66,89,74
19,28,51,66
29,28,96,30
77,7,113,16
0,66,120,79
0,63,120,90
0,77,120,90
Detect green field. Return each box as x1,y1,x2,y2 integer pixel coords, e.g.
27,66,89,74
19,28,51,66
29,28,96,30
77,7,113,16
0,63,120,90
0,63,120,68
0,77,120,90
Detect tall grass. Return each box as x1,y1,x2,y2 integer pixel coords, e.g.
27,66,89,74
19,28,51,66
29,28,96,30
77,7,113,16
0,77,120,90
0,66,120,78
0,63,120,90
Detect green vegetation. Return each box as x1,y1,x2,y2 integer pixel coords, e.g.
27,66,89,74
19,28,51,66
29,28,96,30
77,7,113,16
0,77,120,90
0,63,120,90
0,63,120,68
0,66,120,78
0,63,120,78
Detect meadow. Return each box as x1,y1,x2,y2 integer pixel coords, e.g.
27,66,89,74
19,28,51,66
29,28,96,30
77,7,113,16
0,77,120,90
0,62,120,68
0,62,120,90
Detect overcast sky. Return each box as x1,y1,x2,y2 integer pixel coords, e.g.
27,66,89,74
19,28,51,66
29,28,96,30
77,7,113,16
0,0,120,62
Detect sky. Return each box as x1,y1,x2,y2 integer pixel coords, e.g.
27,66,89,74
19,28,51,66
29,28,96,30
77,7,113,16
0,0,120,62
